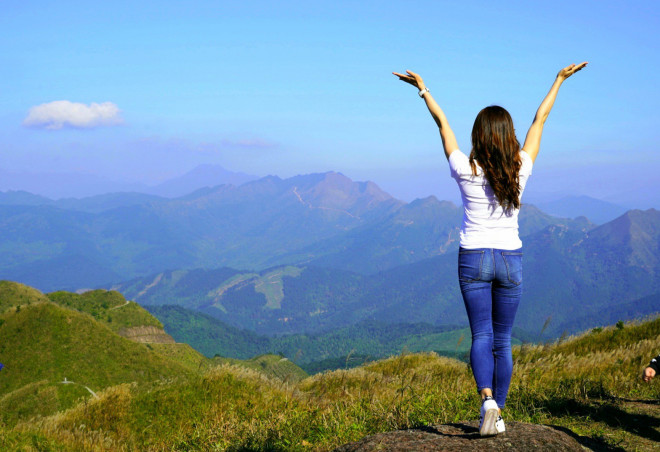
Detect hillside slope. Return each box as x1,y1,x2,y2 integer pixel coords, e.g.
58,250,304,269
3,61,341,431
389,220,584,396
47,289,164,333
0,302,192,425
148,304,486,371
0,281,308,427
0,280,50,313
3,316,658,451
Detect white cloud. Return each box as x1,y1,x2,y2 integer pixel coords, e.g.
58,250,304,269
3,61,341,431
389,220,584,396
23,100,123,130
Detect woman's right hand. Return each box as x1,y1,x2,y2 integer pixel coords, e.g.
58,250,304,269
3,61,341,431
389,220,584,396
557,62,588,81
392,70,426,90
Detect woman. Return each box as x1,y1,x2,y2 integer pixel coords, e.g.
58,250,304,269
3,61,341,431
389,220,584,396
394,62,587,436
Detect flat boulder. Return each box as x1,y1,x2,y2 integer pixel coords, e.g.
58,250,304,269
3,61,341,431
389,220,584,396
333,421,594,451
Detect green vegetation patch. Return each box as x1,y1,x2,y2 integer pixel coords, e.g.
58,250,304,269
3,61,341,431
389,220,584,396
47,289,162,332
0,302,191,425
3,304,659,451
212,354,308,383
148,342,212,373
0,280,49,314
207,272,258,300
255,266,303,309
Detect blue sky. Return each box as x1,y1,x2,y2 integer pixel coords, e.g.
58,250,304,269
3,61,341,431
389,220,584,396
1,1,658,206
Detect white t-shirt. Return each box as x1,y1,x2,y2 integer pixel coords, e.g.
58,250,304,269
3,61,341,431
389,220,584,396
449,149,533,250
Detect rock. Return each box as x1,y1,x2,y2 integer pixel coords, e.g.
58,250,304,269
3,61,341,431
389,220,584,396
333,421,596,451
118,326,175,344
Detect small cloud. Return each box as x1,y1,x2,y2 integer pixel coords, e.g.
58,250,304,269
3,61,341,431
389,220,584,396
23,100,123,130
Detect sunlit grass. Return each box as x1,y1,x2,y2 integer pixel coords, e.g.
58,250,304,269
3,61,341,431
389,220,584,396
3,316,659,451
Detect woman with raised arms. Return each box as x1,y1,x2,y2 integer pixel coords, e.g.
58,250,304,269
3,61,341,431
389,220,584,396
394,62,587,436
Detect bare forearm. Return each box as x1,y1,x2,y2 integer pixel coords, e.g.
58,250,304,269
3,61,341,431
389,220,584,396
423,92,451,133
523,65,585,162
393,69,459,158
534,60,588,124
534,76,565,124
421,91,459,156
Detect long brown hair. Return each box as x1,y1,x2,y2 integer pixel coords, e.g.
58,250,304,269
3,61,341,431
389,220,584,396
470,106,522,211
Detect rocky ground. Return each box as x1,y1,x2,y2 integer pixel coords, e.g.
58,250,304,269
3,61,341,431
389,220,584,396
333,421,617,451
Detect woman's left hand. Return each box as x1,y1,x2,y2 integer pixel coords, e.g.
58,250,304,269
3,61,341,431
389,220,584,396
393,70,426,90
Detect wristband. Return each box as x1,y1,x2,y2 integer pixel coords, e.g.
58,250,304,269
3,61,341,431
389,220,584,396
418,87,430,97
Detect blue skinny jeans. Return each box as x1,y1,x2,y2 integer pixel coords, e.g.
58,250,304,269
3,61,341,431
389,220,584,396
458,247,523,409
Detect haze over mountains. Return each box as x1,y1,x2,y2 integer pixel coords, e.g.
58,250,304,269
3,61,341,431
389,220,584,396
1,169,592,290
1,169,659,344
0,164,258,199
113,207,660,341
0,163,642,219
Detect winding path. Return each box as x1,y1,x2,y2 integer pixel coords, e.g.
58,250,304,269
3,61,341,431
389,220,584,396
60,378,99,398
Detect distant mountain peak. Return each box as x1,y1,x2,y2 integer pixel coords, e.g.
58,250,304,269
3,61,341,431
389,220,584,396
285,172,400,217
150,165,258,198
532,195,629,225
584,208,660,270
594,208,660,237
408,196,457,208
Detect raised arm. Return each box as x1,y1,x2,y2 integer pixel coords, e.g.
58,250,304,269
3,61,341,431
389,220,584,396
523,62,588,163
393,70,459,160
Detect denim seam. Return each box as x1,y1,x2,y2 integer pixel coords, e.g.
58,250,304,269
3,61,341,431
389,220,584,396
491,249,495,276
494,357,498,406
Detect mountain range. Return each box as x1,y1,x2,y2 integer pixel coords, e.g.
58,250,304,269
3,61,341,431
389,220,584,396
531,195,628,225
0,164,258,199
0,171,410,290
1,170,658,343
111,207,660,339
0,171,596,291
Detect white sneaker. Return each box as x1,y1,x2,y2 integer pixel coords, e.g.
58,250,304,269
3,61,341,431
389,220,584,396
495,415,505,434
479,396,499,436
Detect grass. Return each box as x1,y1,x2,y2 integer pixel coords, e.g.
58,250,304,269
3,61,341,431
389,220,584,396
148,342,212,373
2,316,658,451
254,266,303,309
47,289,163,332
0,280,49,314
0,302,193,427
213,354,309,383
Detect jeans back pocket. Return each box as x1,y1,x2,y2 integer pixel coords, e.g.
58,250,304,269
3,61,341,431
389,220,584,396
501,252,523,286
459,250,485,282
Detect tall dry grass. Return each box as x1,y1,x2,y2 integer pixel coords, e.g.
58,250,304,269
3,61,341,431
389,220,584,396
4,317,659,451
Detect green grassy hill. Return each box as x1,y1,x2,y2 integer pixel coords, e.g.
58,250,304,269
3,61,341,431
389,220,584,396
0,280,49,313
213,354,309,383
0,301,192,425
47,288,163,332
0,281,309,430
2,315,658,451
